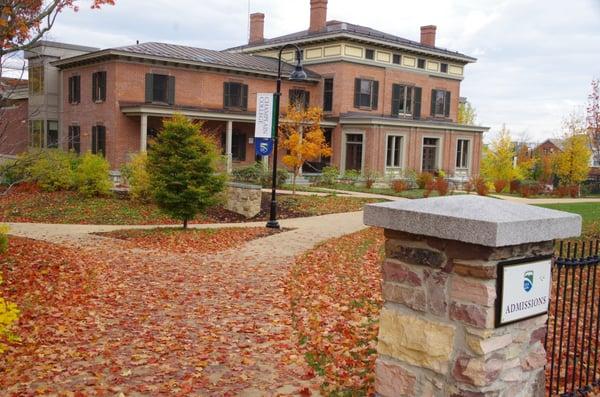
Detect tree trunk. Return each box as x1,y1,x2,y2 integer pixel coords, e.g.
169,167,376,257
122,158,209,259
183,218,188,229
292,172,297,195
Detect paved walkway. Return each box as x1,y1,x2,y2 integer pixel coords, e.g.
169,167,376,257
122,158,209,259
4,211,366,396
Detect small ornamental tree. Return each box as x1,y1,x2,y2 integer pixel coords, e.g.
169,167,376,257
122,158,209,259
279,105,332,193
554,134,591,188
147,115,226,229
457,100,477,125
481,125,520,183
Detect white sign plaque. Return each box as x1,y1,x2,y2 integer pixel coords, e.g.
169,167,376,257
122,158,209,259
497,257,552,326
254,93,274,139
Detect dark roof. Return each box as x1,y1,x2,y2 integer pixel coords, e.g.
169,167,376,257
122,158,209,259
338,112,489,132
227,21,476,62
54,42,320,80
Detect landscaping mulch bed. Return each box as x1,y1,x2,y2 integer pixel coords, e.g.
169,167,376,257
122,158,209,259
0,186,380,225
96,227,284,254
287,227,385,395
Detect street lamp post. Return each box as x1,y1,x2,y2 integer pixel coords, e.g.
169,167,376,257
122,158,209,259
266,44,307,229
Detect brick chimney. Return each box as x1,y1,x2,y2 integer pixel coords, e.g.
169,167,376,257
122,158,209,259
309,0,328,33
249,13,265,44
420,25,437,47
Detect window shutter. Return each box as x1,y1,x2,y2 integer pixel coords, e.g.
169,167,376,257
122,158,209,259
92,73,98,102
98,126,106,156
91,126,97,154
68,78,73,103
100,71,107,101
391,84,400,116
372,81,379,109
242,84,249,110
145,74,153,103
444,91,451,118
75,76,80,103
430,89,437,116
223,82,230,107
354,78,361,108
304,91,310,109
413,87,422,120
167,76,175,105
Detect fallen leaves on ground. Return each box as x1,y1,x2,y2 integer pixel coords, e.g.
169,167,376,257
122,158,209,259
0,234,320,395
97,227,283,254
287,227,385,395
0,188,381,225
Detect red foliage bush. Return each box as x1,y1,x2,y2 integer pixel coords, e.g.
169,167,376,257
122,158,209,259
416,172,434,189
470,176,488,196
435,176,449,196
509,179,521,194
391,180,408,193
493,180,507,193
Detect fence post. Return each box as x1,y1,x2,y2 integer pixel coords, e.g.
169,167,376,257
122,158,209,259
364,195,581,397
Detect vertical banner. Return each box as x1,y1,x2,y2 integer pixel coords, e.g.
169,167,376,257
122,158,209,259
255,93,275,139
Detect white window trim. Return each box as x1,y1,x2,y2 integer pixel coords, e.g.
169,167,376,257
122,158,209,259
384,132,408,174
341,129,366,175
455,136,473,175
419,135,444,173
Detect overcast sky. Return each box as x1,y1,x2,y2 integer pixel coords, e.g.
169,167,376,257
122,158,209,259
34,0,600,141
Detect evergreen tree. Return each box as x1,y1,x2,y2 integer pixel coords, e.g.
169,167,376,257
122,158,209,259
147,115,226,228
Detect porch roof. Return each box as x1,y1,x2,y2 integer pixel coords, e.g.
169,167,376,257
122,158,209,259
338,113,489,133
120,102,338,127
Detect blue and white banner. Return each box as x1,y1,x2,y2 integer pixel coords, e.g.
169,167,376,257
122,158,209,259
255,137,274,156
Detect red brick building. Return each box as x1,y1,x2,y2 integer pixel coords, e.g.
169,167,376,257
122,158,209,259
48,0,487,176
0,78,29,157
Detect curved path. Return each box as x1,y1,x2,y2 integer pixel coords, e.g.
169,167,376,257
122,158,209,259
4,211,366,396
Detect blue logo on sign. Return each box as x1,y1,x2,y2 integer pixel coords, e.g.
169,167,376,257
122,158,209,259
255,138,273,156
523,271,534,292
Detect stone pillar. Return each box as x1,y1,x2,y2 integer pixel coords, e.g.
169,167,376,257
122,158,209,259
364,195,581,397
226,120,233,173
140,113,148,152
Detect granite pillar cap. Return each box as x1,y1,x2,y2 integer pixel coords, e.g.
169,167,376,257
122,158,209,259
364,195,581,247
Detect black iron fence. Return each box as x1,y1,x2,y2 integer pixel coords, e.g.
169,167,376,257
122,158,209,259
546,240,600,396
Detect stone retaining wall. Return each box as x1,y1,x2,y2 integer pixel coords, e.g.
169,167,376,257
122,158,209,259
224,182,262,218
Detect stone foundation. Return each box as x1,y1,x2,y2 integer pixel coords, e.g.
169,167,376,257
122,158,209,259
224,182,262,218
375,229,552,396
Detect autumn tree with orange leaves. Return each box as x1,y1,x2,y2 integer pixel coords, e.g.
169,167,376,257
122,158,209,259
279,105,332,194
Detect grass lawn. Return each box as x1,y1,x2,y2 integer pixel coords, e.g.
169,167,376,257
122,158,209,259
287,227,384,395
282,183,461,199
536,202,600,239
0,187,381,225
96,227,282,254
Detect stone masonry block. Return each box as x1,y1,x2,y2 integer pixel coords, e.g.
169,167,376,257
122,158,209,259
378,306,455,375
374,357,417,397
386,239,447,268
382,282,426,312
450,276,496,307
450,302,495,329
382,259,423,286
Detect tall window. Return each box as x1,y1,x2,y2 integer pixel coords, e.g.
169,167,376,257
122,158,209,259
92,71,107,102
68,125,81,154
145,73,175,104
68,75,80,104
456,139,470,169
354,78,379,109
323,78,333,112
289,89,310,109
223,82,248,110
231,132,246,161
386,135,404,168
431,89,451,117
91,125,106,156
28,120,44,148
391,85,414,116
422,137,439,172
345,133,363,172
47,121,58,148
29,65,44,95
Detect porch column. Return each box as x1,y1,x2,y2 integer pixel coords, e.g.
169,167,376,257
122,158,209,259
226,120,233,173
140,114,148,152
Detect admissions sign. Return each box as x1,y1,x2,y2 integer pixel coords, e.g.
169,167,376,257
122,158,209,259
254,93,276,139
496,256,552,327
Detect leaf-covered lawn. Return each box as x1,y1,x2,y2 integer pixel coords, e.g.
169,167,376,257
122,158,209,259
0,188,380,225
287,227,385,396
97,227,282,254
